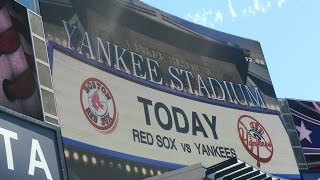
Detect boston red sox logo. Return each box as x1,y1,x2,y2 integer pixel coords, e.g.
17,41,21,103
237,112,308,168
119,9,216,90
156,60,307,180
237,115,273,168
80,78,118,133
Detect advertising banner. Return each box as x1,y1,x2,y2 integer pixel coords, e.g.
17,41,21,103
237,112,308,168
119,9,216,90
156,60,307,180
48,45,299,179
39,0,299,179
0,0,43,120
287,99,320,169
0,107,67,180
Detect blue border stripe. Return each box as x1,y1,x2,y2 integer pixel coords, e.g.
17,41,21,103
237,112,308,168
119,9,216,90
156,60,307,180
272,174,301,179
62,137,185,169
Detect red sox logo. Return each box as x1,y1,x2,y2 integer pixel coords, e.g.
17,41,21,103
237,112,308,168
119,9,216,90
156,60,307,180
80,78,118,133
238,115,273,168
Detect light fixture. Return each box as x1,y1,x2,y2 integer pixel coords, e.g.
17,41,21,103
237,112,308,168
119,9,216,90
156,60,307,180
73,152,79,161
125,164,131,173
82,154,88,163
92,157,97,165
64,149,69,159
142,167,147,176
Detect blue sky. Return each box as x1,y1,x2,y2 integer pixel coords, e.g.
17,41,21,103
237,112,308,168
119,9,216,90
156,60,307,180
141,0,320,101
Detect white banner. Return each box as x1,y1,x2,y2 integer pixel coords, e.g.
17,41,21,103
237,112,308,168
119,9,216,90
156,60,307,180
52,48,299,176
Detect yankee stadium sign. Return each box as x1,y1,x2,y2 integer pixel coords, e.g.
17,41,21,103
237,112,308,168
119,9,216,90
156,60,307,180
50,45,300,177
62,20,266,109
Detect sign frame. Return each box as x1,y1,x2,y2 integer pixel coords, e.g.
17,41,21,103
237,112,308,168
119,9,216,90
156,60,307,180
47,41,300,179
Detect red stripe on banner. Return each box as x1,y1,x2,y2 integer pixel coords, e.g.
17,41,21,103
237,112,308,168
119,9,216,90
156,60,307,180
308,163,320,169
0,26,20,54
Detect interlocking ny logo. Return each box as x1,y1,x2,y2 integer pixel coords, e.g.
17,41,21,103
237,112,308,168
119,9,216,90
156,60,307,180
238,115,273,168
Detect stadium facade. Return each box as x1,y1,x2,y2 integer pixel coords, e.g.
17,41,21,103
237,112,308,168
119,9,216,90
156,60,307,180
0,0,318,179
